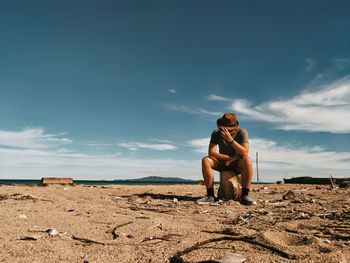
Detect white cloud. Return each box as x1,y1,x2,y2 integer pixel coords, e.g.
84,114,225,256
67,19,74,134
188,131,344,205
207,94,231,102
168,89,177,94
0,128,72,149
0,146,199,180
333,58,350,70
164,104,222,116
188,138,210,153
187,136,350,179
214,76,350,133
305,58,316,72
119,141,177,151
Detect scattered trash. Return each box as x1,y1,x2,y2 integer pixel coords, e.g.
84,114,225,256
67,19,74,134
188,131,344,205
19,215,27,219
218,252,247,263
296,212,311,219
324,239,331,244
283,190,296,201
47,229,60,236
233,213,254,225
173,198,178,204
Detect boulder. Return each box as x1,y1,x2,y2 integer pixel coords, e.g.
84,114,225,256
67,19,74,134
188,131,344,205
218,171,242,200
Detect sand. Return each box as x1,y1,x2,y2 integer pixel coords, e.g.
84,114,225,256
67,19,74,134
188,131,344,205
0,183,349,263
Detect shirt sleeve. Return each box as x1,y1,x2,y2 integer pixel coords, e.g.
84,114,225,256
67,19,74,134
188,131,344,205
209,130,220,145
240,128,249,144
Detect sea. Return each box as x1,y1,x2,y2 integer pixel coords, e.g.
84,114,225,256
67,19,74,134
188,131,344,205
0,179,271,186
0,179,199,186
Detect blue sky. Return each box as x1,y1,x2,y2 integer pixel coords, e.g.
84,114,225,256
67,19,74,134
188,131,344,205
1,0,350,181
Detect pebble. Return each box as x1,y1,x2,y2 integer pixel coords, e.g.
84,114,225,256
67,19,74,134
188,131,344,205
218,252,247,263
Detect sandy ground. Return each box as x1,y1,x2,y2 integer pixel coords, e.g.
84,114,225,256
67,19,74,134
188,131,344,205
0,183,349,263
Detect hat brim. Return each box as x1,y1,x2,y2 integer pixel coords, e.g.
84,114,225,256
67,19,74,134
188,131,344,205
216,119,239,128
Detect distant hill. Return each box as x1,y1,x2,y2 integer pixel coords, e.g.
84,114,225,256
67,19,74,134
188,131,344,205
116,176,195,182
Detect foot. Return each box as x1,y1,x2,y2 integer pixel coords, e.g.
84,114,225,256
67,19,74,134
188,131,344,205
241,195,257,206
196,195,215,204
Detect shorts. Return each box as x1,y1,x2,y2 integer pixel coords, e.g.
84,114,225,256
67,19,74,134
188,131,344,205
213,158,241,173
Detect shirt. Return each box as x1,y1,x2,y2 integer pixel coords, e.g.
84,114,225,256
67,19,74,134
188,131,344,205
209,127,249,156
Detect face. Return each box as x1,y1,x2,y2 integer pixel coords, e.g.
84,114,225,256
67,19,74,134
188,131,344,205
219,126,237,134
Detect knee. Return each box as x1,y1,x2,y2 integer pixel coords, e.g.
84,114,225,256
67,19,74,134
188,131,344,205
239,155,252,166
202,156,212,167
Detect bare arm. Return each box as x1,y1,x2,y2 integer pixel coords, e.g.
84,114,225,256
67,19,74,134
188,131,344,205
208,143,238,161
220,128,249,157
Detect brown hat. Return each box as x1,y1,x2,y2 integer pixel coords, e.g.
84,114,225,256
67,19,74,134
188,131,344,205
217,113,239,128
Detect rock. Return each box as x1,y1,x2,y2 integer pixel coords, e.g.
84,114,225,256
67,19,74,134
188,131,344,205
218,252,247,263
283,190,296,200
196,180,205,185
217,171,242,201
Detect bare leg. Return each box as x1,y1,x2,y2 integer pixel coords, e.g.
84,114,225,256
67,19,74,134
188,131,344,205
201,156,218,188
238,155,253,188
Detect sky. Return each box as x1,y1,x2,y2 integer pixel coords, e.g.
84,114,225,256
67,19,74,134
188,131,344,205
1,0,350,182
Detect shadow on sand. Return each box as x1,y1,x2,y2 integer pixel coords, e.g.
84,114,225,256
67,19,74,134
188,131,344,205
121,193,200,202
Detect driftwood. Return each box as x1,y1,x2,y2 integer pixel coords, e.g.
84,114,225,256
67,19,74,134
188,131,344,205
131,206,173,214
329,175,336,189
141,234,182,243
72,235,106,246
169,231,300,263
106,221,133,239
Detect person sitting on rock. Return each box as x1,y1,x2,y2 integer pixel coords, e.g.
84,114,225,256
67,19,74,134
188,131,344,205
198,112,256,206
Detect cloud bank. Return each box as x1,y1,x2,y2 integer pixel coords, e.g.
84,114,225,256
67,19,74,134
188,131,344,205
0,128,72,149
209,77,350,133
118,141,177,151
187,136,350,178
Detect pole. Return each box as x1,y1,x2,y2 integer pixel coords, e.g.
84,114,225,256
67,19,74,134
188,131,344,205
256,152,259,183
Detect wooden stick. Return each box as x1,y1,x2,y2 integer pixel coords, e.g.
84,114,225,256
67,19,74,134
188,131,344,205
72,235,106,246
169,235,300,262
106,221,133,239
140,234,182,243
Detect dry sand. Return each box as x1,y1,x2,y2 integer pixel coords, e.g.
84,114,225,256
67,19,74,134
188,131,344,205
0,183,349,263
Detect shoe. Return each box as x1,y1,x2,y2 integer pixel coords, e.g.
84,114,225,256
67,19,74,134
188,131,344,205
196,195,215,204
241,195,257,206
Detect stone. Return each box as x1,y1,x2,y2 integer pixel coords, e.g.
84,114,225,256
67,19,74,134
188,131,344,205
218,252,247,263
283,190,296,200
217,171,242,201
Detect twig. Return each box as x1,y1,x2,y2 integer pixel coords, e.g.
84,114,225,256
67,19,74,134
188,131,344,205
325,224,350,228
72,235,106,245
106,221,133,239
131,207,173,214
140,234,182,243
314,233,350,240
169,235,300,263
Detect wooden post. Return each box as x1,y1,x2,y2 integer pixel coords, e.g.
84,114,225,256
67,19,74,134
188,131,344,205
329,175,336,189
256,152,260,183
